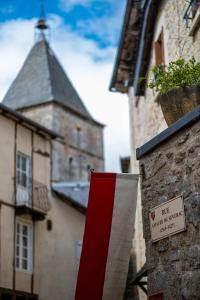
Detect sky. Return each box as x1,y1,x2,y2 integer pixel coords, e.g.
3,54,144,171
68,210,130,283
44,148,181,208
0,0,130,172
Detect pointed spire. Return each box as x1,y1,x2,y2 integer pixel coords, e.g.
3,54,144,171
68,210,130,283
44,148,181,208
2,40,92,119
35,0,50,41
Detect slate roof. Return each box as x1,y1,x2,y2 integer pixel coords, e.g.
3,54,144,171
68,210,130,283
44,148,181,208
52,182,89,211
2,38,92,119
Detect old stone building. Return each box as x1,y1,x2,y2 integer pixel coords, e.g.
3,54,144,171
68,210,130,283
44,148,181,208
110,0,200,298
0,15,104,300
3,24,104,183
136,105,200,299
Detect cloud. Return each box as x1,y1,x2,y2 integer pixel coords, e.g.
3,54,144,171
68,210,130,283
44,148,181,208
60,0,126,45
0,16,130,172
60,0,90,12
76,10,124,45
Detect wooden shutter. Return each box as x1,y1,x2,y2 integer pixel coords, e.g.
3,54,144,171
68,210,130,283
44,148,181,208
155,28,165,65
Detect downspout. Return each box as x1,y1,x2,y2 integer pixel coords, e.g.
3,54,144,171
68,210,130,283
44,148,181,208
134,0,154,95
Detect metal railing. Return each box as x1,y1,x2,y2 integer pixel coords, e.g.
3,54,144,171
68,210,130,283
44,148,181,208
183,0,200,28
16,177,51,214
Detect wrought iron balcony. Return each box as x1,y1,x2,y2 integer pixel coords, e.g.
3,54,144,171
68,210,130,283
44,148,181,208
15,177,51,221
183,0,200,28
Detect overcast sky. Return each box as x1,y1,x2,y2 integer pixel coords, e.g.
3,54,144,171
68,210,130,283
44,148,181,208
0,0,130,171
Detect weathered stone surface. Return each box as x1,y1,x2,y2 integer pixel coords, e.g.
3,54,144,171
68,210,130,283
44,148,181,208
21,102,104,182
139,119,200,299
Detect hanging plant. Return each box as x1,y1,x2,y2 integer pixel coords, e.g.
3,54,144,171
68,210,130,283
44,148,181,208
148,57,200,95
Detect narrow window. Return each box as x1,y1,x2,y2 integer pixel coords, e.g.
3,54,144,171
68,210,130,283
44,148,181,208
16,153,30,188
76,127,81,148
155,28,165,65
69,157,74,180
16,153,32,206
87,164,91,181
16,220,33,273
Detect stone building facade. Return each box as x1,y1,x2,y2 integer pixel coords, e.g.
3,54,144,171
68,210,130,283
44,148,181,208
137,105,200,299
110,0,200,298
3,38,104,183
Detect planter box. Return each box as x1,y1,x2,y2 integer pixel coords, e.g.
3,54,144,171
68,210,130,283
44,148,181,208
158,86,200,126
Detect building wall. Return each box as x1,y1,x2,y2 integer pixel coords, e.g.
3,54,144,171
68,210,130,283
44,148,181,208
0,113,85,299
128,0,200,298
21,102,104,182
139,115,200,299
130,0,200,158
0,115,52,294
34,196,85,300
0,116,15,290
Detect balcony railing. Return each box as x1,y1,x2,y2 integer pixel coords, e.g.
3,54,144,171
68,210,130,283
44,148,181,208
183,0,200,28
15,177,51,219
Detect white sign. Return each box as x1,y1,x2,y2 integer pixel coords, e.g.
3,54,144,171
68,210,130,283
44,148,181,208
149,195,186,242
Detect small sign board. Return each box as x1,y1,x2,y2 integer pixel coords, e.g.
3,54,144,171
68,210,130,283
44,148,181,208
149,195,186,242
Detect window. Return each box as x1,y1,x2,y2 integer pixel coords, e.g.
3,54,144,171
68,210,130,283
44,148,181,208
76,127,81,148
87,164,91,181
68,157,74,180
16,153,32,206
155,28,165,65
17,153,31,188
16,220,33,272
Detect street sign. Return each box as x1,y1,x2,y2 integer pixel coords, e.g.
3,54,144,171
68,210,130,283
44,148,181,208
149,195,186,242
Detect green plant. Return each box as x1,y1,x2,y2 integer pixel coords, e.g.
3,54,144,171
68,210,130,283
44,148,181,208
148,57,200,95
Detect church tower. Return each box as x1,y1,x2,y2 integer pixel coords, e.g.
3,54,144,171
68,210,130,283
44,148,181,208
3,13,104,182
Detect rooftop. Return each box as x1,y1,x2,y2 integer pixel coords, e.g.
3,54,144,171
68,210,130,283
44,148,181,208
110,0,162,95
3,38,103,126
52,181,90,212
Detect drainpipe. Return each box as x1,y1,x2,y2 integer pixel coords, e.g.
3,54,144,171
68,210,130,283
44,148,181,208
134,0,154,95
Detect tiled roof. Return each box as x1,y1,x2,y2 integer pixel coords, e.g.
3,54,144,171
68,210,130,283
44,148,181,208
3,38,91,119
52,181,89,211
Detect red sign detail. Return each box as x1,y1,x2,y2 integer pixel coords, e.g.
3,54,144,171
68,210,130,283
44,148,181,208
150,211,155,221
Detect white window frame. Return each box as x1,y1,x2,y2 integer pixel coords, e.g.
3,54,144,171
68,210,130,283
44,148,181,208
16,152,32,206
16,152,30,188
15,219,33,273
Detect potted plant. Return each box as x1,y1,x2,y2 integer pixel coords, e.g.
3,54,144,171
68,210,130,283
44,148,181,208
148,57,200,126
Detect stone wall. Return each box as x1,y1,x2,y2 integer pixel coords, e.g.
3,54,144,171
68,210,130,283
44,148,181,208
128,2,200,298
130,0,200,160
21,102,104,182
138,114,200,299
